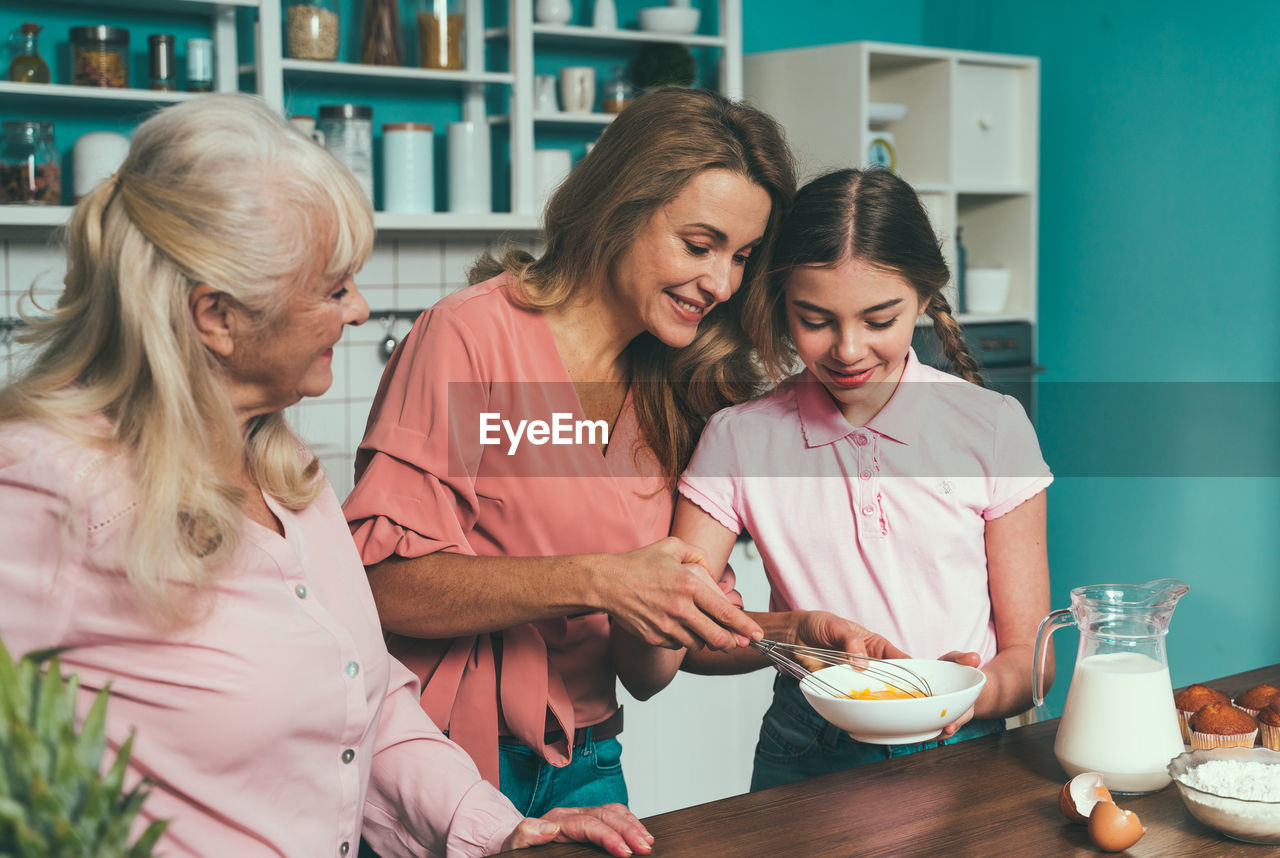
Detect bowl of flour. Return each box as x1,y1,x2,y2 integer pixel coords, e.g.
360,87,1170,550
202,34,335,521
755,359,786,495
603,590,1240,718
1168,746,1280,844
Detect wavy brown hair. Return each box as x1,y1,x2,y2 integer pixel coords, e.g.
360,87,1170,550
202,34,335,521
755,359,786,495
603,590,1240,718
747,167,982,385
472,87,796,485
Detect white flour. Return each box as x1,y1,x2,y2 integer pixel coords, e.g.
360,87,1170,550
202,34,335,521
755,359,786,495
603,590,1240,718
1181,760,1280,803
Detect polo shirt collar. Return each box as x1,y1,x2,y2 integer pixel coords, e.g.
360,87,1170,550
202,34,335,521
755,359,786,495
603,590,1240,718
795,348,927,448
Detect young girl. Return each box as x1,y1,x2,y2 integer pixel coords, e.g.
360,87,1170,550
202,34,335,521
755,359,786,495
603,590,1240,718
611,167,1053,790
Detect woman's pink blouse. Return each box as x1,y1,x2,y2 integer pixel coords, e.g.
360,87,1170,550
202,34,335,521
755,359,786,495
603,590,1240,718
0,419,523,857
343,276,672,784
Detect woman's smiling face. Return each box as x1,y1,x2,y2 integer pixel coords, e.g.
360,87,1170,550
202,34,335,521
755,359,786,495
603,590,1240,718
609,168,772,348
786,257,928,422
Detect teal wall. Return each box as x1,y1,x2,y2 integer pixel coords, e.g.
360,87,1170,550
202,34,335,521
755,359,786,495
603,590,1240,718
745,1,1280,714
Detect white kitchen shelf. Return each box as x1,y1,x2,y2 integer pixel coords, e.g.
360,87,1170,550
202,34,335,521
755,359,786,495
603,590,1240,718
0,207,70,228
0,81,200,106
486,23,727,48
488,112,615,126
272,59,514,87
41,0,258,11
374,212,540,233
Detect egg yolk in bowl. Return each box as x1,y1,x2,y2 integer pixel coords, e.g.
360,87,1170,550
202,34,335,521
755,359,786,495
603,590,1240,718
844,686,929,700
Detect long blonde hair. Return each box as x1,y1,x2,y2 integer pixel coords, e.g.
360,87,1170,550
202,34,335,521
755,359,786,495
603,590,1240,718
0,94,374,617
472,87,796,484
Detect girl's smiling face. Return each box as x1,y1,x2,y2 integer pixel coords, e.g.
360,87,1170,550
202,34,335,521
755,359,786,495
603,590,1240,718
786,257,928,424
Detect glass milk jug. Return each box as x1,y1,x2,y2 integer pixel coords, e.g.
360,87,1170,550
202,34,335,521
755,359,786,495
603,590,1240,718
1033,579,1189,795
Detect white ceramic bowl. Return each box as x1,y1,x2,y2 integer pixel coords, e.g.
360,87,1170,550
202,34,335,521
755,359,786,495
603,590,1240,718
1167,746,1280,844
637,6,700,34
799,659,986,745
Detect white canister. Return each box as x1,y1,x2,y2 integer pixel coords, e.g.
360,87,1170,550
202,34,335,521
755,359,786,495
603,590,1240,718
533,148,572,213
73,131,131,200
447,121,490,213
382,122,434,213
965,268,1011,314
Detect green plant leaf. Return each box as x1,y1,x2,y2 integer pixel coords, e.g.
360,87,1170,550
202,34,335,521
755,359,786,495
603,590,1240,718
75,688,109,774
127,819,168,857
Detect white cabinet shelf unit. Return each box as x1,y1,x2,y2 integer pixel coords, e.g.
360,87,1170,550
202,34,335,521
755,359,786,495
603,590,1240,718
0,0,743,235
744,41,1039,328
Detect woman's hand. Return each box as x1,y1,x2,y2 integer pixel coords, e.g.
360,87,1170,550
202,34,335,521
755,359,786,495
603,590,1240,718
783,610,909,670
501,803,655,856
934,649,982,739
601,536,762,652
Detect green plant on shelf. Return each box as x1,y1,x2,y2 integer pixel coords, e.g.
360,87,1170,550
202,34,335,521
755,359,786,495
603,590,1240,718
629,43,696,91
0,637,168,857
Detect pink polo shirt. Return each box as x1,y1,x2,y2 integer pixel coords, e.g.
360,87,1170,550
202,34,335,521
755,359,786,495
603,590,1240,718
344,275,673,784
679,350,1052,664
0,419,523,858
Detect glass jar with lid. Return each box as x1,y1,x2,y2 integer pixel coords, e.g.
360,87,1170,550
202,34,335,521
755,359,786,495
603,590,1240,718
602,66,634,114
317,104,374,202
70,26,130,88
1,121,61,205
284,0,340,61
416,0,465,70
8,22,51,84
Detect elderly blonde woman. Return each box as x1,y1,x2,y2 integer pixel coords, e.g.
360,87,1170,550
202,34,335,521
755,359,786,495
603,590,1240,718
0,94,650,858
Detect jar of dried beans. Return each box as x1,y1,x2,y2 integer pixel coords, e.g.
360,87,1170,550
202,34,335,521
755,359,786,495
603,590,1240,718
70,26,129,88
284,0,341,61
1,121,61,205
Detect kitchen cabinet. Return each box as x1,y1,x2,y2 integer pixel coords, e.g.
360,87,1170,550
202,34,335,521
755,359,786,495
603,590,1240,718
0,0,743,235
744,41,1039,330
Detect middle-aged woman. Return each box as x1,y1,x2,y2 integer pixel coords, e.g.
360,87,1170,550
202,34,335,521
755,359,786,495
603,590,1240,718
342,87,797,815
0,94,653,858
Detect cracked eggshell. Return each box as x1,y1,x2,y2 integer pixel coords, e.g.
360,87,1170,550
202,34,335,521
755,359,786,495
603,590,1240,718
1088,801,1145,852
1059,772,1113,824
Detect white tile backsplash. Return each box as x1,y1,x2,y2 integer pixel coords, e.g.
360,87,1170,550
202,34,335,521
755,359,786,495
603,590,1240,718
0,234,458,488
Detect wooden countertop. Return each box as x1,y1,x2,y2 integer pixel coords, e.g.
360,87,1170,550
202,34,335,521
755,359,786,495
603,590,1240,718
514,663,1280,856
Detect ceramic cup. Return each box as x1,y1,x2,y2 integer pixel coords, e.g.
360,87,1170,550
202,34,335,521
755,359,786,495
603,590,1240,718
534,74,559,112
965,268,1011,314
559,66,595,113
535,0,573,24
533,148,573,212
72,131,131,200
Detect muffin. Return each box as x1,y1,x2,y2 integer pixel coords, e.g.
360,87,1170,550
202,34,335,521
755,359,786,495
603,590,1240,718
1234,683,1280,717
1259,700,1280,751
1174,684,1232,743
1189,701,1259,750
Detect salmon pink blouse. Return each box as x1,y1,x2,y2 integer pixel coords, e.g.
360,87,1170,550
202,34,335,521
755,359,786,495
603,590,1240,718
344,276,673,785
0,418,524,857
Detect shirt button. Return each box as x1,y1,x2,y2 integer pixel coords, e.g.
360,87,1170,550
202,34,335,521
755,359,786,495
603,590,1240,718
339,843,350,856
862,504,876,516
294,584,307,599
345,661,359,678
342,748,355,764
859,470,872,481
854,434,868,446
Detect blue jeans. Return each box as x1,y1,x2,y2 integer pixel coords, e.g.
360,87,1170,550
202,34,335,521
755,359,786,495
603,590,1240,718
498,728,629,817
751,673,1005,791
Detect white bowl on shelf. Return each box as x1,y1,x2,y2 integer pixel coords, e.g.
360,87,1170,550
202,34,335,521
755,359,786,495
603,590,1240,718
638,6,700,34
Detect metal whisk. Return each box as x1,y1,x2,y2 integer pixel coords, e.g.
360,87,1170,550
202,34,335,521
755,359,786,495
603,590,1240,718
749,639,933,699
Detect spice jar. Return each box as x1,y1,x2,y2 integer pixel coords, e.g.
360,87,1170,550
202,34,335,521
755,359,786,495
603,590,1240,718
148,34,176,91
361,0,404,66
416,0,464,71
318,104,373,202
70,26,130,88
1,121,61,205
602,66,633,114
8,23,51,84
284,0,340,61
186,37,213,92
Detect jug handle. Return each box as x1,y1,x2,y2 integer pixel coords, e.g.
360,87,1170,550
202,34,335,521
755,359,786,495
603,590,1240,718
1032,607,1073,708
